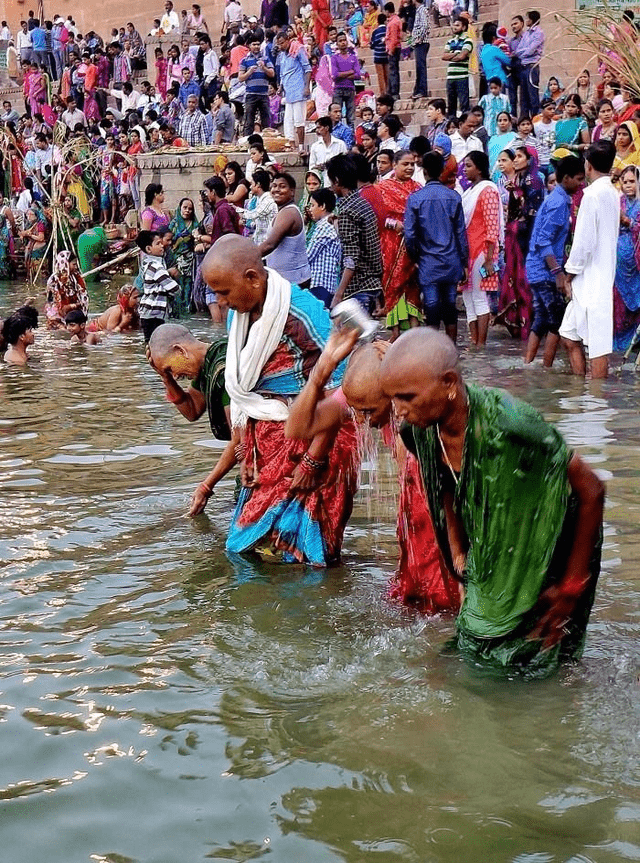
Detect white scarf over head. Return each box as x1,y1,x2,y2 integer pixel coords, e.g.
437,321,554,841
225,267,292,428
461,179,505,246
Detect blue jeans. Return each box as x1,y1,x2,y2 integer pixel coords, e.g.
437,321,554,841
413,42,429,97
519,63,540,117
421,279,458,328
530,280,565,338
332,87,356,128
387,48,400,100
446,77,469,116
352,289,383,315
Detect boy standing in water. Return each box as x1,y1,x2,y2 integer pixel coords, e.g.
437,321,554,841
136,230,180,343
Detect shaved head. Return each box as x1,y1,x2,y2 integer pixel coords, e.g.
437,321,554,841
342,342,387,399
341,341,391,427
380,329,463,428
383,328,459,379
203,234,266,277
148,323,209,381
201,235,268,314
148,322,200,363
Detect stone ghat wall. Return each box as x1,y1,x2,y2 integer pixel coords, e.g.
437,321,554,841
137,149,307,213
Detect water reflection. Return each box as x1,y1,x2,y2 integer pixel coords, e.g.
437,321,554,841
0,282,639,862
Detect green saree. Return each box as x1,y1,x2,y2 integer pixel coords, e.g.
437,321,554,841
402,384,601,675
192,338,231,441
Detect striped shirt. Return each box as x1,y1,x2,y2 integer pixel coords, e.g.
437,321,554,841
445,34,473,81
139,253,180,321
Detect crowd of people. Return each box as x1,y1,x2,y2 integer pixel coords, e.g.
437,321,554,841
0,3,634,674
0,3,638,375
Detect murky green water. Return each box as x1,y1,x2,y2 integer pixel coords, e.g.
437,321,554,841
1,281,639,863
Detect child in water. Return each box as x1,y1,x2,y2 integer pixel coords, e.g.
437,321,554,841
136,229,180,342
65,309,101,345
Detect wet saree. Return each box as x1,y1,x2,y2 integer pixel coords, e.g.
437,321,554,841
192,338,231,440
389,452,461,614
402,384,601,677
613,195,640,351
225,281,359,567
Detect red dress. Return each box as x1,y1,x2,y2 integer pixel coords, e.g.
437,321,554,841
312,0,333,49
378,177,422,313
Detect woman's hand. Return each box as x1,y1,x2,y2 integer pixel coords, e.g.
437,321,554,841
190,482,212,517
288,462,323,496
483,258,495,277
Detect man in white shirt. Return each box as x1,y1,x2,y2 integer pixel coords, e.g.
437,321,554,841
34,134,61,185
223,0,243,43
199,34,220,102
309,116,347,184
61,96,87,130
160,0,180,33
110,81,141,113
0,21,12,41
449,111,483,163
559,140,620,379
1,100,20,123
16,21,32,67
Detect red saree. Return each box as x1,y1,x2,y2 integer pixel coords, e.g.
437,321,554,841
390,453,461,613
378,177,422,313
227,418,360,567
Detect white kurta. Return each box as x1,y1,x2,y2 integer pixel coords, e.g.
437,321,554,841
559,175,620,358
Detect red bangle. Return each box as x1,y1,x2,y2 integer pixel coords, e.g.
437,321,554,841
199,482,213,495
166,387,186,404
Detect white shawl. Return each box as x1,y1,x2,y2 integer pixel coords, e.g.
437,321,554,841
225,267,292,428
461,179,505,248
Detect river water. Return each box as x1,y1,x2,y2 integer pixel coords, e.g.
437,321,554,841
1,280,639,863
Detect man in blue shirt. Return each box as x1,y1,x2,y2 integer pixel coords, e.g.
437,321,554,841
275,30,311,151
404,151,469,343
178,67,200,107
30,21,47,69
525,154,585,366
238,34,275,136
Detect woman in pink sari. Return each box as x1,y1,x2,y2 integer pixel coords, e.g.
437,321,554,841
27,62,47,118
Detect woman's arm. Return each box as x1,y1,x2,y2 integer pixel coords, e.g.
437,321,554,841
528,454,604,648
190,432,239,516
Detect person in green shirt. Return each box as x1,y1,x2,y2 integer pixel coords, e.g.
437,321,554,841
380,328,604,677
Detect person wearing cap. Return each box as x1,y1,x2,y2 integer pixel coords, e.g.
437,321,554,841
433,132,458,189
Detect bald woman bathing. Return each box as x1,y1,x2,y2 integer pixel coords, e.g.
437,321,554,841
169,235,359,566
285,327,461,613
379,328,604,675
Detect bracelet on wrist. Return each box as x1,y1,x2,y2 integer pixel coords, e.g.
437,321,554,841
166,386,187,404
550,266,563,276
199,481,213,495
301,452,328,473
234,443,247,463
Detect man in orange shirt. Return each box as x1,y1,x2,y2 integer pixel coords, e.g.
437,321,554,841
384,2,402,100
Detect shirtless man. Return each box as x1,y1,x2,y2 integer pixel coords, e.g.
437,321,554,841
1,307,37,365
285,327,460,612
379,328,605,674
